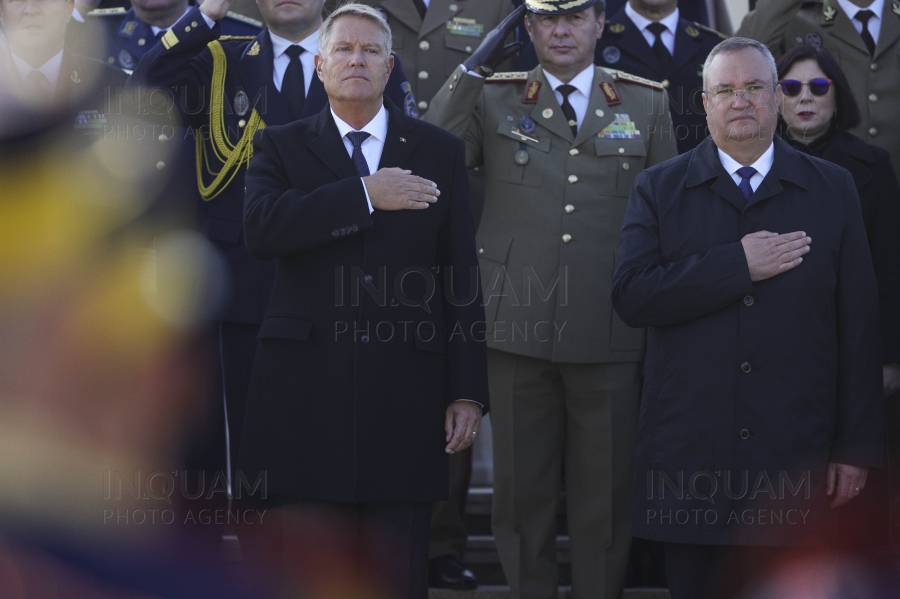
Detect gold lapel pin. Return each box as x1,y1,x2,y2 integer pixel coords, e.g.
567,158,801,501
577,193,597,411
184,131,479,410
400,137,406,142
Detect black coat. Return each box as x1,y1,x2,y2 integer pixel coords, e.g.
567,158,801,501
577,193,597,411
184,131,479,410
595,10,725,154
784,127,900,364
131,6,419,324
612,136,884,545
239,101,489,503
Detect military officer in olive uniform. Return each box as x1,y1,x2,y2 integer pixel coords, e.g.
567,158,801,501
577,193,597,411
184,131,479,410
326,0,515,111
596,0,726,153
736,0,900,177
425,2,677,598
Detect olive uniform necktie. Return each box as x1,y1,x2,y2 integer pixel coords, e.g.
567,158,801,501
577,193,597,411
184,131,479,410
856,10,877,57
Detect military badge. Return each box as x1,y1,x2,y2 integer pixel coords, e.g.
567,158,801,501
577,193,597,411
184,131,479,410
70,71,81,84
823,6,836,21
542,108,553,118
523,80,541,104
892,1,900,17
609,23,625,33
446,17,484,36
598,114,641,139
75,110,108,130
234,90,250,116
118,49,135,69
247,41,260,56
602,46,621,64
401,82,419,118
600,81,621,106
515,149,529,165
805,32,822,47
685,26,699,37
518,115,536,134
120,20,137,37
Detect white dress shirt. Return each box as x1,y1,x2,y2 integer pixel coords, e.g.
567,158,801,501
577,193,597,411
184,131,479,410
269,29,318,94
332,105,389,213
11,50,64,95
625,3,680,55
543,65,594,129
836,0,883,45
717,142,775,194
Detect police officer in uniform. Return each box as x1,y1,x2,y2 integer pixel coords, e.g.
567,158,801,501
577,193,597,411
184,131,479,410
596,0,726,153
130,0,418,505
425,2,677,598
736,0,900,178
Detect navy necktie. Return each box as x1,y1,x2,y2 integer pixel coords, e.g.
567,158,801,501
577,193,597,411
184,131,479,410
647,22,671,69
856,10,877,56
737,166,757,202
283,45,306,120
347,131,371,176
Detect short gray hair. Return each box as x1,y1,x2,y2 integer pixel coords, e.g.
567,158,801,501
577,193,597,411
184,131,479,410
318,2,393,56
702,37,777,91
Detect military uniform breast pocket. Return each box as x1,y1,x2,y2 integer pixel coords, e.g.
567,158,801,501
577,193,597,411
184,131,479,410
494,123,552,188
595,138,647,197
443,34,480,75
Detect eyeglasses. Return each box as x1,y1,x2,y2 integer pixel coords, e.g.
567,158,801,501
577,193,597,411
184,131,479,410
778,78,833,97
706,84,778,101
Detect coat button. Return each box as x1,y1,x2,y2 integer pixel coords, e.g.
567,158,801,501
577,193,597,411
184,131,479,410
562,234,572,243
869,127,878,136
661,79,669,88
184,25,191,32
419,40,430,51
465,45,473,53
743,295,754,306
739,428,750,440
870,63,878,71
158,133,168,142
595,109,604,117
351,224,358,232
156,161,166,170
332,229,339,237
565,204,575,213
478,248,484,254
622,163,630,170
138,38,146,46
869,93,878,102
418,100,428,110
618,147,625,154
418,71,428,80
364,274,373,283
741,362,751,373
361,335,370,343
569,148,579,156
449,3,458,10
568,174,578,183
238,119,247,128
191,21,198,27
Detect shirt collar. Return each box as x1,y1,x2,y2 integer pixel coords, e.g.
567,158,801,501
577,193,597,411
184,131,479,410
11,49,64,90
836,0,883,21
331,105,389,144
717,142,775,179
150,6,192,37
270,29,320,60
542,64,594,99
624,4,681,35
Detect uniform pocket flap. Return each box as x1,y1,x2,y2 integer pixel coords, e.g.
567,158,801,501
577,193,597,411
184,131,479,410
594,138,647,157
495,122,552,152
201,217,242,244
443,34,480,53
257,316,313,340
476,234,513,264
415,323,447,353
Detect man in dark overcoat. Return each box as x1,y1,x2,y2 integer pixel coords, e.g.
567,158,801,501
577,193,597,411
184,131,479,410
239,4,488,597
612,37,884,599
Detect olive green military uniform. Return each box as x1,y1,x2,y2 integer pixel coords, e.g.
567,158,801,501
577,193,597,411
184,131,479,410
736,0,900,177
327,0,514,109
425,64,677,599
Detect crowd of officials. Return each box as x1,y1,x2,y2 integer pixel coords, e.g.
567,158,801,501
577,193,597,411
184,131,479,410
1,0,900,597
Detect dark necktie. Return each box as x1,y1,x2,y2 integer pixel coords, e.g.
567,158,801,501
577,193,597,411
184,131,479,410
347,131,371,176
24,70,53,104
647,22,672,69
412,0,427,19
856,10,876,56
282,45,306,120
557,84,578,137
737,166,757,202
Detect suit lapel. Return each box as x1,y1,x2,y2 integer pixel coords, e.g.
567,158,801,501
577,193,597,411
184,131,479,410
239,31,292,125
572,67,615,147
821,0,871,57
420,0,456,39
380,0,423,35
668,21,701,74
528,68,576,142
378,100,419,169
300,72,328,119
874,2,900,60
308,106,359,180
618,14,664,77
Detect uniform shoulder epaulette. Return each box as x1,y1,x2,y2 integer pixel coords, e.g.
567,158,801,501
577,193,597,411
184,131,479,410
691,21,727,40
218,35,257,41
86,7,126,16
225,11,263,27
486,71,529,83
602,68,665,91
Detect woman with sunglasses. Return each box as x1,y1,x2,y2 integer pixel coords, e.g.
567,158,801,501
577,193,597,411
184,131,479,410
777,42,900,559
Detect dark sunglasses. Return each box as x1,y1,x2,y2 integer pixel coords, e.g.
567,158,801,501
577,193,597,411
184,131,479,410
778,78,833,97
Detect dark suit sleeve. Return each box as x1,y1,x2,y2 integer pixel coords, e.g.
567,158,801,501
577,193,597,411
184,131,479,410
243,127,374,260
437,137,489,411
129,6,218,127
612,170,755,328
865,151,900,363
831,170,885,467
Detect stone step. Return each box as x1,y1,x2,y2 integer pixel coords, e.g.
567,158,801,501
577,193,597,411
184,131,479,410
429,587,670,599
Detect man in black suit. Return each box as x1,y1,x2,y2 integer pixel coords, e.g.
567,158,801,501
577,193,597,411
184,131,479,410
240,4,488,597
